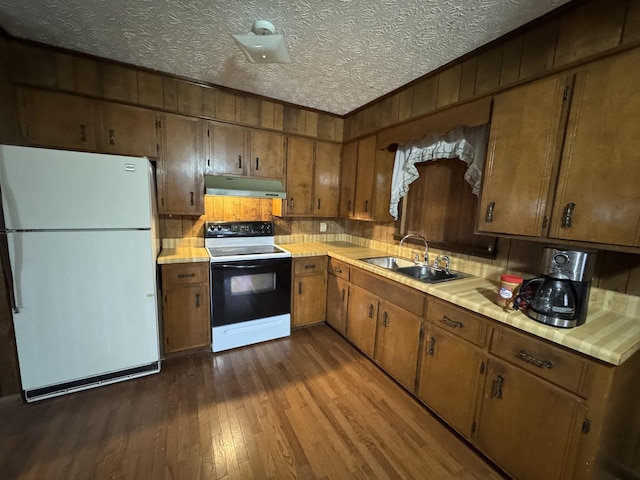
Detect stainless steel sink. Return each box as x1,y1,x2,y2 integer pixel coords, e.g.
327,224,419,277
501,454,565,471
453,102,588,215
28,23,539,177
360,256,415,269
360,256,466,284
396,265,466,284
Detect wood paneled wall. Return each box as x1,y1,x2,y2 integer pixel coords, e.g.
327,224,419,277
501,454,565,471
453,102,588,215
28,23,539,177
7,39,344,143
344,0,639,140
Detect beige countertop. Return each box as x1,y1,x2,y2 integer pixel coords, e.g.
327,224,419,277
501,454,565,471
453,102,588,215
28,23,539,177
157,239,640,366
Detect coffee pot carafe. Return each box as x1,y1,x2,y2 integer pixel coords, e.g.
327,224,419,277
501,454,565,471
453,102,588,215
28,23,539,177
517,248,596,328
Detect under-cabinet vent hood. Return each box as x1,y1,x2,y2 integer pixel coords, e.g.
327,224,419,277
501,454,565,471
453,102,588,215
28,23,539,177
204,175,287,199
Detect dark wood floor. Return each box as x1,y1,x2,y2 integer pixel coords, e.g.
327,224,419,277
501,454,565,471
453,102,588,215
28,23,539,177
0,325,506,480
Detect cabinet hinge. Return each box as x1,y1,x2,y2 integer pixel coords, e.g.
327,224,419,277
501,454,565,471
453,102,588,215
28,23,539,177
582,419,591,434
480,361,485,374
471,421,476,434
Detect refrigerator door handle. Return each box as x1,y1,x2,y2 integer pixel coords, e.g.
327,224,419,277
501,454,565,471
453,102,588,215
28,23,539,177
0,184,18,313
0,233,18,313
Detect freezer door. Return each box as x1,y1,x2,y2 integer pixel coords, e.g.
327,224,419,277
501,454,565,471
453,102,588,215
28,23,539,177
0,145,153,230
8,230,159,391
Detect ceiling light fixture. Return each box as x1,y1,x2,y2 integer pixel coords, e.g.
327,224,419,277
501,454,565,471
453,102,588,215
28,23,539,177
231,20,292,64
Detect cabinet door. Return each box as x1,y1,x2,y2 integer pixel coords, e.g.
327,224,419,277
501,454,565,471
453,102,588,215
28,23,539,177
478,75,569,237
375,301,422,390
209,122,248,176
417,325,485,438
249,130,285,179
158,114,203,215
292,273,327,327
550,49,640,246
17,88,97,151
475,359,586,480
285,137,314,215
97,102,157,157
163,283,210,354
353,135,377,220
314,141,341,216
326,274,349,336
346,283,378,358
339,141,357,217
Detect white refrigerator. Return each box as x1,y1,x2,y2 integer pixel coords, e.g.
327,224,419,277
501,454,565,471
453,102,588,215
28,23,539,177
0,145,161,402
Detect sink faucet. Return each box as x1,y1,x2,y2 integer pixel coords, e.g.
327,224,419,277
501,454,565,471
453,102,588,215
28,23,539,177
399,233,429,265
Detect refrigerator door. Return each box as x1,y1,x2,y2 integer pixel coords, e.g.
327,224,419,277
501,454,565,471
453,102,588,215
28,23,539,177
8,230,159,391
0,145,153,230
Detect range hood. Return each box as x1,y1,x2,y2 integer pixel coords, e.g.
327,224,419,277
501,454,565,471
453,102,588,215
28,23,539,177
204,175,287,199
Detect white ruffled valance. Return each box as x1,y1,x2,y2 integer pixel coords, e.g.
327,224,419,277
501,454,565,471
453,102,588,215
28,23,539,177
389,124,489,220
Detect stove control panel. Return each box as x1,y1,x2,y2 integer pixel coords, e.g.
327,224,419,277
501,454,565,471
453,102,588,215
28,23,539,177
205,221,273,238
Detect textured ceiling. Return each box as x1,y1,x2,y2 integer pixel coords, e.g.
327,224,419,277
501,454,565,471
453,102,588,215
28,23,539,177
0,0,572,115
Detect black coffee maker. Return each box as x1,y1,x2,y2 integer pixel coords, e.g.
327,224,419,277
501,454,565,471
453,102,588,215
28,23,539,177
517,247,596,328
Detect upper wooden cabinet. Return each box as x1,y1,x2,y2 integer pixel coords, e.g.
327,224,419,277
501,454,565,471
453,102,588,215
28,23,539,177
96,102,158,158
477,74,570,238
339,135,394,222
277,137,341,217
16,87,97,151
478,48,640,248
207,123,285,180
157,114,204,215
549,48,640,247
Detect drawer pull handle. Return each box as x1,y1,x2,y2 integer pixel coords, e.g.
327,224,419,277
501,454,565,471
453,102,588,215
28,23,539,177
441,316,463,329
80,124,87,142
298,282,302,295
177,273,196,278
334,266,342,273
238,155,242,169
317,199,321,210
195,293,201,308
255,157,259,170
517,350,554,369
109,128,115,145
382,311,388,327
304,264,316,269
368,304,374,318
341,288,345,302
427,337,436,356
493,375,504,399
364,200,369,212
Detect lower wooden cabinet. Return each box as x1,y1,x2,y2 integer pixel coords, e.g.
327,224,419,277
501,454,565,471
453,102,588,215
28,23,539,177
292,256,327,327
474,359,586,480
161,262,211,354
326,274,349,336
375,300,422,390
417,324,485,438
346,283,379,357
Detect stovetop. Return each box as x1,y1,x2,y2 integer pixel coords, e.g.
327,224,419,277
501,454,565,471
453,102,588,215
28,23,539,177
207,245,287,257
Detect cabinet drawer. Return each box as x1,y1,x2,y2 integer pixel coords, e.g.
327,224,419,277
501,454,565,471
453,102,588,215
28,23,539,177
162,262,209,286
351,267,425,317
328,258,350,280
426,298,488,347
490,327,592,396
294,256,328,275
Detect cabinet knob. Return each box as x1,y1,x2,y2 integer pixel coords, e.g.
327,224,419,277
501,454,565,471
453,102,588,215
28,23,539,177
485,201,495,223
562,202,576,228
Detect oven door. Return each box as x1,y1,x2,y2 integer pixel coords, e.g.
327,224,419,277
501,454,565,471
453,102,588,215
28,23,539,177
210,257,292,327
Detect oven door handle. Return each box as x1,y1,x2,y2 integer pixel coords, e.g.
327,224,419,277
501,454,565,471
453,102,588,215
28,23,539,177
213,263,265,269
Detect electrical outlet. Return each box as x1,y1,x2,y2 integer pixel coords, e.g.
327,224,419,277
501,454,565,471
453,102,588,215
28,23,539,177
319,222,327,233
